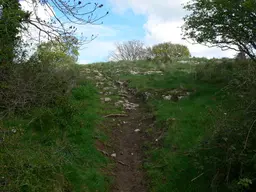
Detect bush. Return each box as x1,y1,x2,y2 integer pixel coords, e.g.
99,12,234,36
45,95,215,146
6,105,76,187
195,59,235,83
151,42,191,63
0,83,109,192
191,60,256,191
0,41,79,114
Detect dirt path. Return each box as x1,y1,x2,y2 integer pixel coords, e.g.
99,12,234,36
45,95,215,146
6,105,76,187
82,68,153,191
111,95,152,192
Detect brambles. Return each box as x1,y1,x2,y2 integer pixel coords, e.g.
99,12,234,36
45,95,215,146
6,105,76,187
0,40,78,114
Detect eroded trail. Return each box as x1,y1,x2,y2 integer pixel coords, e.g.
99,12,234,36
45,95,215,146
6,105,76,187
81,68,153,192
111,96,151,192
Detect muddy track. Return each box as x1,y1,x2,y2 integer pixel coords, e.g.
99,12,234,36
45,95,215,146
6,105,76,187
82,68,153,192
110,94,152,192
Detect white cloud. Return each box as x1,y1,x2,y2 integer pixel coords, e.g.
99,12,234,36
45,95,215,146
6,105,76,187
75,24,119,38
109,0,236,58
110,0,188,20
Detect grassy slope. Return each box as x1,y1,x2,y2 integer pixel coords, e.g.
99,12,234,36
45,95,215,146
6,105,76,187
125,72,223,191
1,81,111,191
89,59,227,191
1,58,241,191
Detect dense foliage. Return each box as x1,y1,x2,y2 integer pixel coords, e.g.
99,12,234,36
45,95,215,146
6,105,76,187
150,42,191,62
109,41,191,63
183,0,256,61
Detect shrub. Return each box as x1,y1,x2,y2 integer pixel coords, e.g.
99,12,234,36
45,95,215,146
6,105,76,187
195,59,235,83
0,40,79,114
151,42,191,63
191,61,256,191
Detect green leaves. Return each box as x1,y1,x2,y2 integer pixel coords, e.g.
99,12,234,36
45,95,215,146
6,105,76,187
183,0,256,61
151,42,191,63
33,37,79,69
0,0,28,65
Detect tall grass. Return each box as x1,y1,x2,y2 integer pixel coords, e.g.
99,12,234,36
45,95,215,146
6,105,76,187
1,82,111,191
114,59,256,191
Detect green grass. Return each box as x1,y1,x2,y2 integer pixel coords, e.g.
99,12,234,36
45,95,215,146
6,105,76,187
145,92,218,192
9,58,246,192
79,58,231,191
111,62,226,191
78,58,249,191
1,82,112,192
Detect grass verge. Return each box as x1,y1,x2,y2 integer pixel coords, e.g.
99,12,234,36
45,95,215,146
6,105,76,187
1,82,112,192
120,66,226,191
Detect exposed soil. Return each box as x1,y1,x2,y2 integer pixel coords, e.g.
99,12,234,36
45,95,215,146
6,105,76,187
110,96,153,192
82,68,154,192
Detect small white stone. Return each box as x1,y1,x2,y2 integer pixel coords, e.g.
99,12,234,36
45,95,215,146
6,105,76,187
163,95,172,100
178,96,184,100
131,153,134,156
12,129,17,133
134,129,140,132
111,153,116,158
104,97,111,102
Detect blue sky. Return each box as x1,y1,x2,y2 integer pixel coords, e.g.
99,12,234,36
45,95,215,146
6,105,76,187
76,0,236,64
77,1,148,64
20,0,237,64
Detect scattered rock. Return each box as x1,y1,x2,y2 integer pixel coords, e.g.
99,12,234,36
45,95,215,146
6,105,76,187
105,92,113,95
115,81,124,86
163,95,172,100
111,153,117,158
11,129,17,133
124,102,139,110
162,89,193,101
143,92,152,100
178,96,185,100
144,70,163,75
103,87,111,91
115,100,124,107
96,82,104,87
95,76,102,80
134,129,140,132
115,99,139,110
130,70,139,75
104,97,112,102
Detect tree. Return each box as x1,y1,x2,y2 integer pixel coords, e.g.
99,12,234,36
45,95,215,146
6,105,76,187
31,36,79,67
21,0,108,44
0,0,29,65
151,42,191,62
0,0,108,66
109,40,147,61
236,49,247,60
182,0,256,61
